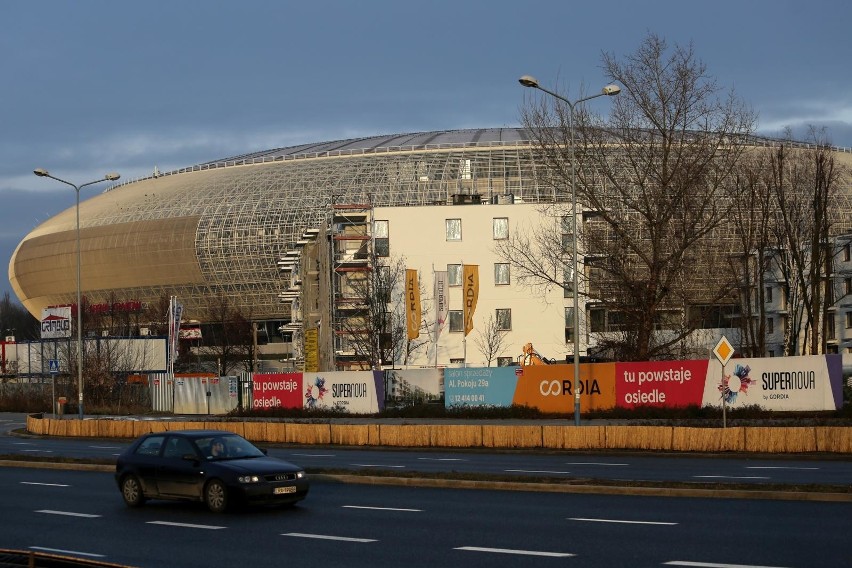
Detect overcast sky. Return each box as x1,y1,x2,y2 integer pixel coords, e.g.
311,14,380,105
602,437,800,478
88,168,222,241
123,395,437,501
3,0,851,300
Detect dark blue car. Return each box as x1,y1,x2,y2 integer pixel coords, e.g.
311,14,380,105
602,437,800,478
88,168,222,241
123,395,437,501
115,429,309,513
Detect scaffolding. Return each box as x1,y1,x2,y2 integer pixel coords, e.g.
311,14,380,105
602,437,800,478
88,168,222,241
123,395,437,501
330,203,374,371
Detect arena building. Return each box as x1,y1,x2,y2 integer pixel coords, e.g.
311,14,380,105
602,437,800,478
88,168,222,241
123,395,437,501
9,128,852,370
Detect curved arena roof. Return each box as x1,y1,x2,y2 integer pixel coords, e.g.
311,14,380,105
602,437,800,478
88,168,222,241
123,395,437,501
10,127,852,322
10,128,545,320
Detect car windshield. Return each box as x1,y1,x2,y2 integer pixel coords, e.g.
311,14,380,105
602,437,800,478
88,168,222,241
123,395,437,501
197,435,266,460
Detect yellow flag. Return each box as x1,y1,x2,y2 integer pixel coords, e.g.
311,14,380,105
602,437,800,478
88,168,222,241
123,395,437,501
463,264,479,336
304,328,318,372
405,269,421,340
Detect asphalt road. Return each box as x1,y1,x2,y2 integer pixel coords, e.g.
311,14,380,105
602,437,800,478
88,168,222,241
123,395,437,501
1,466,850,568
2,413,851,495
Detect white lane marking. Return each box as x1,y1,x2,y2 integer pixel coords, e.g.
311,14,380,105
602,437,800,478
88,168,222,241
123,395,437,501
21,482,70,487
343,505,422,512
505,469,571,474
21,449,53,453
35,510,100,518
283,532,377,543
352,464,405,468
417,457,466,461
455,546,574,558
13,442,34,445
693,475,770,480
147,521,226,530
89,445,121,449
565,462,629,466
569,517,677,526
665,561,790,568
30,546,105,558
745,466,818,470
291,453,335,457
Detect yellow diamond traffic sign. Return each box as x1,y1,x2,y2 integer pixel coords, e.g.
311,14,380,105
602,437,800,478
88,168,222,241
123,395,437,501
713,336,734,365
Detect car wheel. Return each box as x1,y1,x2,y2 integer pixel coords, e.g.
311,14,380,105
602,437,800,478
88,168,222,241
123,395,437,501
205,479,228,513
121,475,146,507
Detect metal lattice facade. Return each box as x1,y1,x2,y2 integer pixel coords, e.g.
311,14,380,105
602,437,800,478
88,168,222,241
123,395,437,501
11,129,554,321
10,128,852,336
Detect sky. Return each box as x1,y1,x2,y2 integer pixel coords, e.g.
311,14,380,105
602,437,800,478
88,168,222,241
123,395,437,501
2,0,851,300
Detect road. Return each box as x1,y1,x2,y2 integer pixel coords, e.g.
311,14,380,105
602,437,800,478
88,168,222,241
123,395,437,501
0,466,849,568
2,414,851,490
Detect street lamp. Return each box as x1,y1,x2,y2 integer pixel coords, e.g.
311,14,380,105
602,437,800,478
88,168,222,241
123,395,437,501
519,75,620,426
33,168,120,419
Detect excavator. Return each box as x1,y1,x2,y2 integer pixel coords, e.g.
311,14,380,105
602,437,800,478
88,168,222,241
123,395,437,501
518,342,555,366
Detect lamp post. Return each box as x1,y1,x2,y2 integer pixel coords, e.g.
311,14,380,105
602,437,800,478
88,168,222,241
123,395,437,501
33,168,120,419
519,75,620,426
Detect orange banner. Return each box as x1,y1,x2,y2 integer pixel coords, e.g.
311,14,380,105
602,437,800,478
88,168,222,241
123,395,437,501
512,363,617,413
462,264,479,336
405,269,421,340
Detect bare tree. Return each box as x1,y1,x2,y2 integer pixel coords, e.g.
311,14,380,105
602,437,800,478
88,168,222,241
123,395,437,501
197,294,253,375
515,33,755,361
766,131,844,355
727,151,775,357
335,252,434,370
473,314,509,367
0,292,39,341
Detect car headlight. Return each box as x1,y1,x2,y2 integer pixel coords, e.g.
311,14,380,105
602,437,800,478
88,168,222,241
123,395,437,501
238,475,261,483
296,471,305,479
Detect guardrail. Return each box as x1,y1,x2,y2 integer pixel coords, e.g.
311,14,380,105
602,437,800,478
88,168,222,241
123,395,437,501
0,548,132,568
26,415,852,454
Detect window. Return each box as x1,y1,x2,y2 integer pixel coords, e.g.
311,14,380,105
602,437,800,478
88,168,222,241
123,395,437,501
375,239,389,257
449,310,464,332
765,286,773,303
135,436,165,456
826,314,836,340
844,243,851,262
494,263,510,285
445,218,462,241
766,317,774,334
496,308,512,331
845,278,851,296
374,220,389,238
164,436,195,459
846,312,852,329
497,356,514,367
448,264,462,286
561,215,574,252
374,220,389,257
563,265,574,296
492,217,509,240
565,307,575,342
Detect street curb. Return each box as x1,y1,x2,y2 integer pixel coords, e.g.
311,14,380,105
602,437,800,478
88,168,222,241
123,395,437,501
311,474,852,502
2,460,849,502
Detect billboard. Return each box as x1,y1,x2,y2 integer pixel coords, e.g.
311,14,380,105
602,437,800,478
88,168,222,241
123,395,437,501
443,355,843,412
702,355,842,411
248,371,385,413
252,373,302,410
513,363,617,412
41,307,71,339
303,371,383,413
616,359,709,409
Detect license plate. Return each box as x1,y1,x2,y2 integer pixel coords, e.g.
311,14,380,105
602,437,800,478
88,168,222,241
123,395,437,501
274,486,297,495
